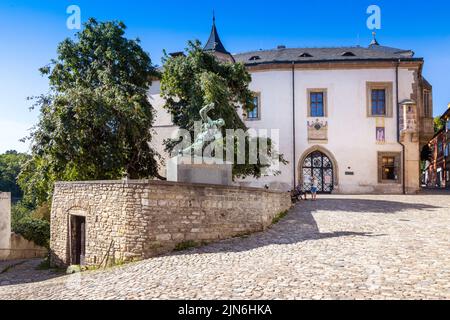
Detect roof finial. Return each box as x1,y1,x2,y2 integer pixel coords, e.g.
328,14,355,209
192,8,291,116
370,31,380,46
213,10,216,24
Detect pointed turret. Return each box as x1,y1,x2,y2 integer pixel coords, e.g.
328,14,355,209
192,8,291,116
204,13,234,63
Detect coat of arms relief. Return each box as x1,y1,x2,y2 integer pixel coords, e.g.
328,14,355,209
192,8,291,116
307,119,328,142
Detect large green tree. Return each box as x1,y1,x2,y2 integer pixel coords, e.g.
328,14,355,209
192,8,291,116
0,150,30,200
20,19,159,205
161,41,286,179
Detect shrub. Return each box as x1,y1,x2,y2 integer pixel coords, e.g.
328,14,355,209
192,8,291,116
31,202,51,222
13,217,50,248
11,201,33,229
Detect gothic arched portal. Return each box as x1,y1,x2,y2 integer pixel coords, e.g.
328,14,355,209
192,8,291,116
298,146,338,194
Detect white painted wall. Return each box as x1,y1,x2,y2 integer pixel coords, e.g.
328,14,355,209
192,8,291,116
0,192,11,258
148,81,179,176
148,67,417,193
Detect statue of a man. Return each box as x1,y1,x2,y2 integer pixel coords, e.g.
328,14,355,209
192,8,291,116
181,103,225,155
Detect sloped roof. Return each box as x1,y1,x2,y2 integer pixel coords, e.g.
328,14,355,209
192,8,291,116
204,17,230,54
233,45,421,65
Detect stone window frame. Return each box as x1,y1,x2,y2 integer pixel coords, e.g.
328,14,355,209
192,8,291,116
366,82,394,118
307,88,328,118
377,152,402,184
245,92,261,121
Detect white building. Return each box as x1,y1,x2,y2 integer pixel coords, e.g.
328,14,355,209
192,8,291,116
149,19,435,194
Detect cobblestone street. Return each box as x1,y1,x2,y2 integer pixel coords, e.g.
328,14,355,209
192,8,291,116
0,194,449,300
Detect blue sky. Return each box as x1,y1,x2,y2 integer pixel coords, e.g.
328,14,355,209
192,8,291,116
0,0,449,153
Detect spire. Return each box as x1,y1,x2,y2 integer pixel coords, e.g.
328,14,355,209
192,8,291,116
370,31,380,46
204,12,230,54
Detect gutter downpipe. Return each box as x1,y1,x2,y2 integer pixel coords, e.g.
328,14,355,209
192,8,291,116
292,61,297,190
396,60,406,194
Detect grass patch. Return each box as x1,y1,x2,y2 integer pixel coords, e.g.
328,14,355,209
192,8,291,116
36,258,51,270
272,210,289,225
174,240,200,252
35,257,66,273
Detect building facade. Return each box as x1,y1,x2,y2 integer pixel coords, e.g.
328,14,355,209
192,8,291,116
149,19,435,194
426,107,450,188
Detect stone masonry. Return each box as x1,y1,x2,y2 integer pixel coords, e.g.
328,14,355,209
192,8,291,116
50,180,291,267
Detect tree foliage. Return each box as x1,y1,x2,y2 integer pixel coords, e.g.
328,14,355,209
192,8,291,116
161,41,253,133
0,150,30,200
13,217,50,249
20,19,159,205
434,116,444,134
160,41,286,179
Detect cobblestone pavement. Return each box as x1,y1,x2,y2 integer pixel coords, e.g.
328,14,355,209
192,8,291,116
0,259,63,287
0,194,449,300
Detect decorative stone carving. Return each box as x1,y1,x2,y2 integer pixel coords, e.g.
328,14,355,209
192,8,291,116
308,119,328,142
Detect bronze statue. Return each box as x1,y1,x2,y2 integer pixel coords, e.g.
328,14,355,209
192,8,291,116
181,103,225,155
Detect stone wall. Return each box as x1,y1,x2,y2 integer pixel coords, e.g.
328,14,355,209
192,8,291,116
2,233,48,260
50,180,291,267
0,192,47,261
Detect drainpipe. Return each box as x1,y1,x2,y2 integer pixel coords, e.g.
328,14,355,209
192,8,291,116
292,61,296,189
396,61,406,194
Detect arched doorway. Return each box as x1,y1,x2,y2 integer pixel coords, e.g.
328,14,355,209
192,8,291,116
301,151,334,193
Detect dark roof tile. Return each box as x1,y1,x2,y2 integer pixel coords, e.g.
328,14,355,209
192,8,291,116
233,45,420,65
204,16,229,54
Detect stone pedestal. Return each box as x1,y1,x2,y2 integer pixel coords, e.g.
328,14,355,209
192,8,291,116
167,156,233,186
0,192,11,260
